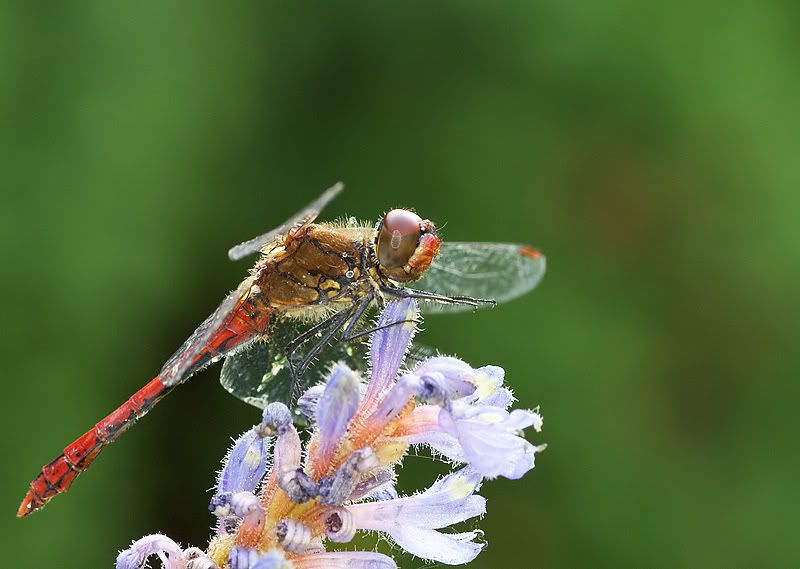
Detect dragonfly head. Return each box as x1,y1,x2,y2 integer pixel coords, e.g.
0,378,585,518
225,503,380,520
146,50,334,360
375,209,440,282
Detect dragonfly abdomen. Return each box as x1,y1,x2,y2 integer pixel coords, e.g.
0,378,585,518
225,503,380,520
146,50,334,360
17,376,172,517
18,295,273,517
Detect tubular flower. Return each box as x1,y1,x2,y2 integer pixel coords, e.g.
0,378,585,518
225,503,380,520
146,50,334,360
117,298,543,568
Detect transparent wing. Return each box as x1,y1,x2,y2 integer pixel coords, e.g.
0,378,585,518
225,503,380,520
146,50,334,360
160,278,255,386
219,316,369,410
219,317,436,412
227,182,344,261
413,242,546,314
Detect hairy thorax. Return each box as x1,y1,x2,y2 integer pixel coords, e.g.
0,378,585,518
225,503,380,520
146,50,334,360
252,223,375,319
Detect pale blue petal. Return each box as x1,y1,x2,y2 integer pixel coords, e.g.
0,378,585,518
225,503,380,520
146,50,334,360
369,374,422,425
252,551,287,569
348,469,484,530
216,429,270,496
370,484,399,501
315,364,361,463
413,357,477,399
364,299,418,402
294,551,398,569
477,386,515,408
116,534,184,569
464,365,514,408
402,430,467,463
440,406,540,479
387,526,484,565
297,384,325,419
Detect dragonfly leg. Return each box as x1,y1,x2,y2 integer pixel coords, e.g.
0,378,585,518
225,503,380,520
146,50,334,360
384,286,496,310
334,291,423,342
284,307,354,403
340,317,420,343
283,314,340,359
343,292,374,333
337,293,376,339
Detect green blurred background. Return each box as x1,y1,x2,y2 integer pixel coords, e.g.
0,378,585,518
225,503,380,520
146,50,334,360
2,2,799,567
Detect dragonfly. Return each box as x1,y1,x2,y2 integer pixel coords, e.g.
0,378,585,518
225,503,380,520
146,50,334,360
17,182,546,518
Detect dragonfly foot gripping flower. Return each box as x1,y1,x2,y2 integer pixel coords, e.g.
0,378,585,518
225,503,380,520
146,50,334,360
117,298,544,568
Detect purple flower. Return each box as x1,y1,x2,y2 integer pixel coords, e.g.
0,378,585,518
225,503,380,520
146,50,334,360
116,534,219,569
361,298,418,410
215,403,292,497
439,403,543,479
292,552,397,569
348,468,486,564
251,551,287,569
119,298,544,568
312,363,361,467
395,356,545,479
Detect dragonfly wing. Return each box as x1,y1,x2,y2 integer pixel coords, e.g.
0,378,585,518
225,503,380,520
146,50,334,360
412,242,546,314
219,316,369,410
227,182,345,261
160,278,256,386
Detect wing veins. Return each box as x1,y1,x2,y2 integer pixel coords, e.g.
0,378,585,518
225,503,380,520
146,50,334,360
227,182,344,261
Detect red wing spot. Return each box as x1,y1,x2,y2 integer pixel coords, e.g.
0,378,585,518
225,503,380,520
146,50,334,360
520,246,542,260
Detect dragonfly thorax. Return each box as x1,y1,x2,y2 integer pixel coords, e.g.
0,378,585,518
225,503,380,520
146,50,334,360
253,223,373,313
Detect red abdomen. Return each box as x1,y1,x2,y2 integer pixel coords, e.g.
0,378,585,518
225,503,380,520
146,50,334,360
17,292,272,517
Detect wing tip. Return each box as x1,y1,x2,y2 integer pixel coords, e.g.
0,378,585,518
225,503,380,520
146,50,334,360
227,181,345,262
227,244,248,261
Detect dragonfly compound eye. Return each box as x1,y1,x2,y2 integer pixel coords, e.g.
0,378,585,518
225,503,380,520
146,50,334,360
377,209,440,281
377,209,423,269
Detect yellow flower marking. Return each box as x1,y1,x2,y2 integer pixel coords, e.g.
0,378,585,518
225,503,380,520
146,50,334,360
448,474,475,500
244,446,262,469
207,534,236,567
472,369,498,400
402,304,418,329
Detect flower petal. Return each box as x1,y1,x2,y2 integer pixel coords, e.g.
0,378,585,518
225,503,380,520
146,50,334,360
413,357,478,399
348,469,484,530
297,384,325,419
440,406,541,479
363,298,418,406
261,423,302,507
468,365,514,408
216,429,270,496
388,526,484,565
261,402,293,434
116,534,185,569
403,430,467,463
215,402,292,498
368,374,422,430
314,363,361,467
252,551,289,569
293,551,397,569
